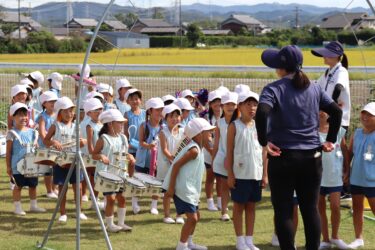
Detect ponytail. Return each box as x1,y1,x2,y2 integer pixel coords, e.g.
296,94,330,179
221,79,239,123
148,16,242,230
144,110,150,142
208,106,214,123
229,108,239,124
98,123,109,137
340,53,349,69
292,70,310,89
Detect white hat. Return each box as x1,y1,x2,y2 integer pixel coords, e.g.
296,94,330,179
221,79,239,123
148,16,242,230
181,89,194,98
9,102,28,116
238,91,259,104
99,109,125,124
362,102,375,116
97,83,114,96
184,118,215,139
54,96,75,114
145,97,164,110
40,91,58,105
20,78,34,88
48,72,63,90
162,103,181,118
85,91,104,100
208,90,222,102
84,98,103,114
216,86,230,96
234,84,250,94
116,79,132,91
125,88,142,100
29,71,44,85
221,91,238,105
11,84,28,97
174,98,194,111
162,94,177,103
78,64,91,78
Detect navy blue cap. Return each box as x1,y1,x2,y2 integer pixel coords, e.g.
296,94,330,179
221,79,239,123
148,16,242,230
311,41,344,58
261,45,303,71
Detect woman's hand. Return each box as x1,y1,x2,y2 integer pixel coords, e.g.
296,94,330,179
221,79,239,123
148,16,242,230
6,167,12,177
100,155,110,165
165,187,174,198
52,140,63,151
265,142,281,156
322,141,334,152
261,175,268,189
227,171,236,189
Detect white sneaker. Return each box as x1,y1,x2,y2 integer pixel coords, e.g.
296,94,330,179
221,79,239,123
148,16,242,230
271,234,280,247
330,239,349,249
348,239,364,249
107,224,122,233
30,206,46,213
58,214,67,223
46,192,58,199
246,243,259,250
118,223,132,231
82,195,89,202
207,199,219,211
14,208,26,216
163,217,176,224
188,242,208,250
132,204,141,214
150,207,159,215
79,213,88,220
319,241,331,249
176,216,185,224
236,240,250,250
221,213,230,221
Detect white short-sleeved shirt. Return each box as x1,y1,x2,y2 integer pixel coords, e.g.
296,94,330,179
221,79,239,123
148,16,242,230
316,62,351,126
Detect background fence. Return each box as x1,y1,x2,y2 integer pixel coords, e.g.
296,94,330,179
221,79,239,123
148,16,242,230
0,73,374,135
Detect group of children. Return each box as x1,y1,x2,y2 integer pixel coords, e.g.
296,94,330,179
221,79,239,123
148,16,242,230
4,64,375,250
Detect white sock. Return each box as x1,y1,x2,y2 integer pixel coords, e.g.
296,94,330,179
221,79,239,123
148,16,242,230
30,199,38,208
188,235,194,245
151,199,158,209
117,207,126,226
105,216,114,227
14,201,22,210
132,196,139,206
245,236,254,245
217,197,222,207
207,198,214,205
237,236,245,244
176,241,188,250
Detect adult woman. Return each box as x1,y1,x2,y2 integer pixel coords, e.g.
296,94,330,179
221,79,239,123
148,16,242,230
255,45,342,250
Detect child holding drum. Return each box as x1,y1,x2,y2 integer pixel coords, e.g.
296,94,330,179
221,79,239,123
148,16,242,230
6,102,46,215
156,103,185,224
163,118,215,250
114,78,132,115
43,96,87,223
92,109,135,232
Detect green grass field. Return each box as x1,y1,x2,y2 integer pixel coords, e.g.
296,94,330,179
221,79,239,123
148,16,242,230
1,48,375,66
0,159,374,250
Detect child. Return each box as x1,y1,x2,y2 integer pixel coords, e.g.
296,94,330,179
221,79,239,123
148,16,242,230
212,91,238,221
8,85,29,130
80,98,104,208
27,71,44,114
6,102,46,215
97,83,116,110
181,89,197,122
348,102,375,249
43,96,87,223
226,91,267,250
156,103,185,224
174,98,195,127
204,90,223,211
92,109,135,232
75,64,95,110
163,118,215,250
318,111,349,249
133,97,164,215
36,91,59,199
114,78,132,115
162,94,177,106
47,72,63,98
234,84,250,94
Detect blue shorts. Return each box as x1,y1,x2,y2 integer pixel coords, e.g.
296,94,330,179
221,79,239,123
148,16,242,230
13,174,38,188
214,172,227,179
173,195,198,215
231,179,262,203
135,165,149,174
320,186,343,196
53,165,83,185
351,185,375,198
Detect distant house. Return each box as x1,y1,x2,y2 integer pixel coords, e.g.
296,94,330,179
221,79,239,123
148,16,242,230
65,18,98,29
131,18,183,36
141,27,183,36
98,31,149,48
43,27,69,40
320,12,375,31
10,26,30,39
0,11,42,33
221,14,267,35
103,20,127,31
202,29,233,36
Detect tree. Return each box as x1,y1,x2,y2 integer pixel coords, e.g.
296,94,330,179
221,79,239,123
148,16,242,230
1,23,17,35
99,23,112,31
124,13,138,29
186,23,203,48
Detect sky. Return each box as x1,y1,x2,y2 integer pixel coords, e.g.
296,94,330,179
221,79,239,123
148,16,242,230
0,0,371,9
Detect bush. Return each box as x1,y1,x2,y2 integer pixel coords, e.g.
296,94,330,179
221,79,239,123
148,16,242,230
338,28,375,45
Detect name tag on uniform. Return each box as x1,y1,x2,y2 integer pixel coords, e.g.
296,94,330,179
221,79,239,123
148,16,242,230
336,151,343,158
364,153,373,161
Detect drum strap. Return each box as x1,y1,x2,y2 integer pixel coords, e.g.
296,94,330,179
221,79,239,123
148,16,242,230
102,134,127,157
8,129,39,148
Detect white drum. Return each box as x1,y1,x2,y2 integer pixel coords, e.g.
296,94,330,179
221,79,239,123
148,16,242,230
95,171,124,193
0,135,6,157
123,177,146,197
34,149,60,166
56,152,76,168
17,153,52,177
134,172,162,196
82,155,98,168
107,160,128,180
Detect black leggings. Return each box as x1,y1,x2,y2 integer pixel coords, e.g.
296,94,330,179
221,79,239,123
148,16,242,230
268,149,323,250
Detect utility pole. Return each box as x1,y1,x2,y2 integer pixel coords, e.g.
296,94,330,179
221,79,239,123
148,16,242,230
67,0,73,37
294,6,300,29
18,0,21,39
179,0,182,48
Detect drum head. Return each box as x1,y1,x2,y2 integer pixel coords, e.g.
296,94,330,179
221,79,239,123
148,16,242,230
134,173,162,186
126,177,145,188
98,171,123,182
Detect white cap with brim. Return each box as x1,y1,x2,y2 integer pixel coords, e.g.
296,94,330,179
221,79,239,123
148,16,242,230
238,91,259,104
221,91,238,105
85,91,104,100
181,89,194,98
145,97,164,110
125,88,142,101
116,79,132,91
208,90,222,102
216,86,230,96
162,103,181,118
11,84,28,97
29,71,44,85
54,96,75,114
48,72,63,90
84,98,103,114
234,84,250,94
362,102,375,116
97,83,114,96
174,98,194,111
78,64,91,78
99,109,125,124
20,78,34,88
40,91,58,105
162,94,177,103
184,118,216,139
10,102,28,116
